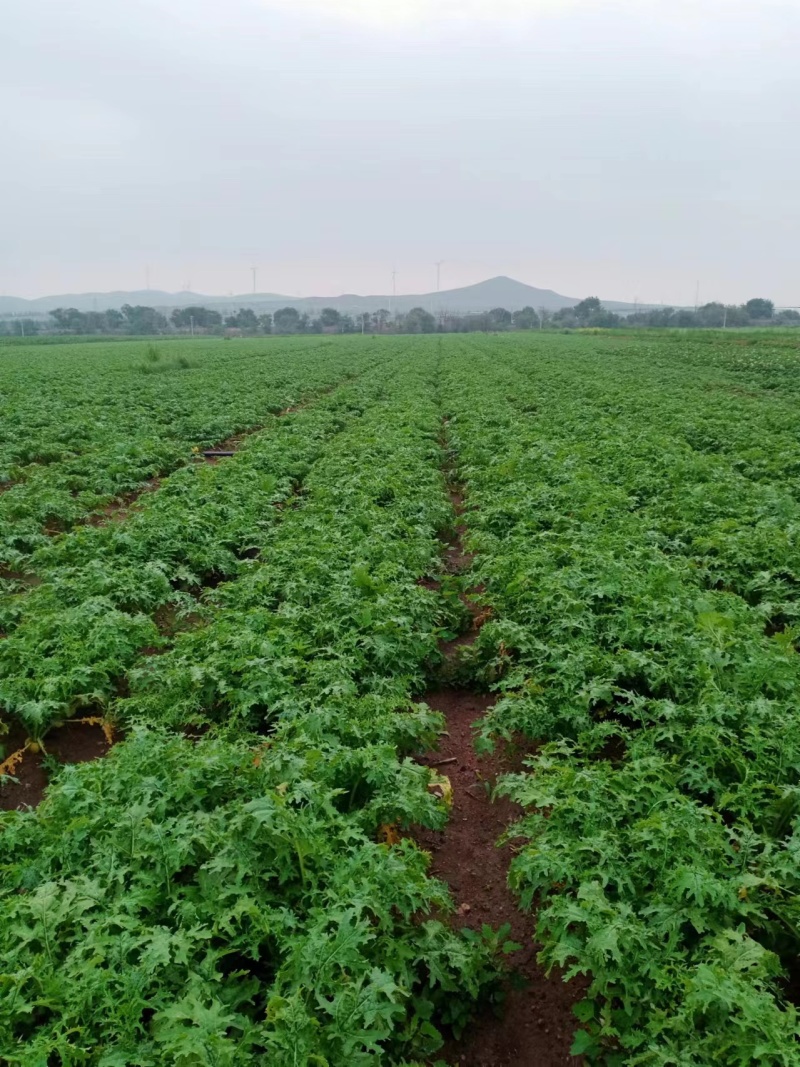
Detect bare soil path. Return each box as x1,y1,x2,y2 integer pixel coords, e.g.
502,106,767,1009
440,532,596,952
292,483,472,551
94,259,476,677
417,689,583,1066
416,435,584,1065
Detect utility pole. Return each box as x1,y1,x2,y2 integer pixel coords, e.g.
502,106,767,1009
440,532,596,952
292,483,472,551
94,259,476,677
251,266,257,295
722,306,728,329
20,318,25,338
190,315,195,337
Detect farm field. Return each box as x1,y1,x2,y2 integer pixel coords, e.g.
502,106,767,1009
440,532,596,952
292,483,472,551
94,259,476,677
1,331,800,1065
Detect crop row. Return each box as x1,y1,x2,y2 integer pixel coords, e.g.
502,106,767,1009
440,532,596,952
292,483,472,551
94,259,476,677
0,336,376,570
0,356,407,738
442,335,800,1063
0,340,505,1065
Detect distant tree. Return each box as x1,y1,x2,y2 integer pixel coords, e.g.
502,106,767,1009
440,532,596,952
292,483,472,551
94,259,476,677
49,307,137,334
512,306,539,330
50,307,86,332
628,306,677,328
552,310,575,327
372,309,390,332
403,307,436,333
172,306,222,329
488,307,513,329
319,307,342,329
273,307,301,333
340,314,356,333
745,298,774,320
573,296,602,321
465,312,492,332
697,302,727,328
357,312,371,332
567,296,619,328
173,307,214,329
298,312,312,334
725,305,749,327
121,304,167,334
258,313,273,333
224,308,258,330
83,311,110,334
775,309,800,325
10,318,40,336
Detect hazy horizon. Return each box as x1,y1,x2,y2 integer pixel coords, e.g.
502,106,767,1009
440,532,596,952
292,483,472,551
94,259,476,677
3,0,798,305
1,275,594,303
0,275,586,304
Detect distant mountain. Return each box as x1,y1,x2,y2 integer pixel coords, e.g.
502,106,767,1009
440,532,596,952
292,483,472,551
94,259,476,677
0,277,655,317
0,290,286,315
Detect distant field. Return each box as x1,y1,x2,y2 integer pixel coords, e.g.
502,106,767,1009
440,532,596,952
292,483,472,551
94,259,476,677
1,332,799,1065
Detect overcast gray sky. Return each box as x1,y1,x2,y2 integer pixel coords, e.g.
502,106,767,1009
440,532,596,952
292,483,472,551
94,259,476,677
2,0,798,304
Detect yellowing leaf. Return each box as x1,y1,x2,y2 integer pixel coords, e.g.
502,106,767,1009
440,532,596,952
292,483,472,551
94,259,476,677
427,773,453,808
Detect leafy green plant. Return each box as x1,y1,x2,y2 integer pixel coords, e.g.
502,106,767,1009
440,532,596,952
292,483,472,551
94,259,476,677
4,330,800,1062
0,337,513,1063
440,331,800,1063
0,727,501,1065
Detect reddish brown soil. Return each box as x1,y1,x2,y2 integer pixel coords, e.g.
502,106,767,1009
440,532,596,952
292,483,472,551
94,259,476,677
417,691,584,1066
0,720,114,810
413,456,585,1066
444,498,474,575
85,477,162,526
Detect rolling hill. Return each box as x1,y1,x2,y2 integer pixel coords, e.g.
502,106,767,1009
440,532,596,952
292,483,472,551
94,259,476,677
0,277,652,317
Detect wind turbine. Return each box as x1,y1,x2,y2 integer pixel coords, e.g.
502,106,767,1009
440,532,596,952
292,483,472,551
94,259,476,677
433,261,444,316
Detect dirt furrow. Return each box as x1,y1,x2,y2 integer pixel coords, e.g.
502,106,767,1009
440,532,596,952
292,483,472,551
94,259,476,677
416,429,583,1066
53,376,356,532
0,374,369,811
0,719,116,812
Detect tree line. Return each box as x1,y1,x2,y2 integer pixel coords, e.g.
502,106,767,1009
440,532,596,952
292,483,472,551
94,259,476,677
1,295,797,337
549,296,799,330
